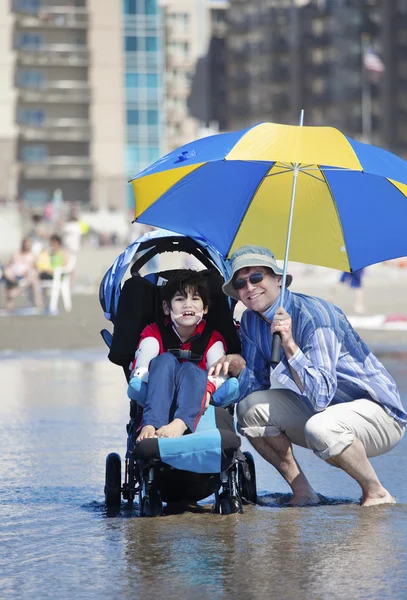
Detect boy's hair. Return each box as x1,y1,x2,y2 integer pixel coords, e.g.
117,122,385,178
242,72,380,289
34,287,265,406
162,270,210,309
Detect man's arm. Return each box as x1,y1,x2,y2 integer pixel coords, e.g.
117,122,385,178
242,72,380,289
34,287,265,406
272,309,341,411
208,313,270,401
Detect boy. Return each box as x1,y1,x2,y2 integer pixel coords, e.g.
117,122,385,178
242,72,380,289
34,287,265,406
127,270,238,441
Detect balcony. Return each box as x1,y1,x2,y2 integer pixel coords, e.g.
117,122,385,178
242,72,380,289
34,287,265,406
18,81,90,103
20,156,92,180
14,7,88,29
19,118,91,142
16,44,89,67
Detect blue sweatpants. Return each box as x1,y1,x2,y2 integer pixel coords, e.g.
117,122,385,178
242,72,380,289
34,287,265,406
141,352,208,432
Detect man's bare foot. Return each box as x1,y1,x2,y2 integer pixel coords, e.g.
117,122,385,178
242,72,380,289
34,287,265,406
136,425,157,443
289,489,321,507
156,418,188,438
361,489,395,507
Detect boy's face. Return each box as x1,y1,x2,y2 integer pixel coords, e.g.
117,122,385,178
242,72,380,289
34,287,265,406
163,287,208,328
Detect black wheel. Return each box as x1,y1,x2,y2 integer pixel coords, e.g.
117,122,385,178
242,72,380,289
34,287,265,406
141,490,163,517
238,451,257,504
105,452,122,507
219,495,243,515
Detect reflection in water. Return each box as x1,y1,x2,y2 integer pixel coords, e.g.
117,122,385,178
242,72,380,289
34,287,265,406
0,352,407,599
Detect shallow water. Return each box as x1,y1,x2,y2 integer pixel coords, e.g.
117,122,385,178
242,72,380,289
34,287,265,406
1,349,407,600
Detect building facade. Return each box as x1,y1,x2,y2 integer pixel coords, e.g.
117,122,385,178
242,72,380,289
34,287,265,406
0,0,126,209
122,0,164,207
226,0,407,156
162,0,229,153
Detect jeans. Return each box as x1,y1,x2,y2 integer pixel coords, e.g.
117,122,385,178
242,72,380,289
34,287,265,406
142,352,208,432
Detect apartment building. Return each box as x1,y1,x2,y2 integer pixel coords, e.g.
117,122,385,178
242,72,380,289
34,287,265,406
226,0,407,155
0,0,126,208
162,0,229,153
122,0,164,205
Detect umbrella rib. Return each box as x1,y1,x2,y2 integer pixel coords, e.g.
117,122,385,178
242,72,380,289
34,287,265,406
319,168,351,271
265,169,295,177
298,170,326,183
301,167,361,172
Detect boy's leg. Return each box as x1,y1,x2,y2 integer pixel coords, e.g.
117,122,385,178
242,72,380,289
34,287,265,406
175,362,208,431
139,353,179,435
156,362,208,437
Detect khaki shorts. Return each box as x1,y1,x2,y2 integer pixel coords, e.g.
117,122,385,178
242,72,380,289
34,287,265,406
237,389,405,460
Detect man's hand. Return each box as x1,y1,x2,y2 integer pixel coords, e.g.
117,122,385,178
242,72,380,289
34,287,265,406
208,354,246,378
271,306,296,351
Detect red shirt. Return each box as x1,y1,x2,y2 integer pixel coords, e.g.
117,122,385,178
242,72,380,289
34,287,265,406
138,320,226,372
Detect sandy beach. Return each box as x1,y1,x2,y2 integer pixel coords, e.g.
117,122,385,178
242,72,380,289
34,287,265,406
1,246,407,353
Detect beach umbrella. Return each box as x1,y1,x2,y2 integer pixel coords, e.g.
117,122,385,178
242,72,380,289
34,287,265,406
130,118,407,360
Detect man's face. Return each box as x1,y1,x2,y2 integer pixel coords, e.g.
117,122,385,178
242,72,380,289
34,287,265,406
235,266,282,312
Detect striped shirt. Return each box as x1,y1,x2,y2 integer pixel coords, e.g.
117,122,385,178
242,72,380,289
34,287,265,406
237,289,407,426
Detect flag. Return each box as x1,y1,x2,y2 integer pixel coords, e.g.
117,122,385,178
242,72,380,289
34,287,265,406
363,47,385,74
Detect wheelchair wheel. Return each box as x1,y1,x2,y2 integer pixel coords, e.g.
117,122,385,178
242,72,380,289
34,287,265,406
105,452,122,507
238,451,257,504
219,495,243,515
141,490,163,517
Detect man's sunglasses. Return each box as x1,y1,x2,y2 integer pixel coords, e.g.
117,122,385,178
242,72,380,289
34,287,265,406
233,272,266,290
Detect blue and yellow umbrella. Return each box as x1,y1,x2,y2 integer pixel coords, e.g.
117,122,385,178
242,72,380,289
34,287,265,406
131,121,407,275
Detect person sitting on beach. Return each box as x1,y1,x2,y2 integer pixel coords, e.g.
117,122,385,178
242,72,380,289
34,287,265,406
37,234,70,280
3,237,43,311
209,245,406,507
127,270,239,442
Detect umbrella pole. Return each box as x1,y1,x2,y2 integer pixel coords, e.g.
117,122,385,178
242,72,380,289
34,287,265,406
271,109,304,365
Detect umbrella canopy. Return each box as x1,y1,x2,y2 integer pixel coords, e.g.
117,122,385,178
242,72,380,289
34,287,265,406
130,122,407,272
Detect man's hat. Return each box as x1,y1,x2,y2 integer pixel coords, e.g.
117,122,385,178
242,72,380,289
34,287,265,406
222,245,293,301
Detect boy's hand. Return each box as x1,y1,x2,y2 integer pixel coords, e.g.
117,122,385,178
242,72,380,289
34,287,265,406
208,354,246,378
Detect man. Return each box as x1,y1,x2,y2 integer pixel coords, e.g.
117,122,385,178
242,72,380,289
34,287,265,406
209,245,406,506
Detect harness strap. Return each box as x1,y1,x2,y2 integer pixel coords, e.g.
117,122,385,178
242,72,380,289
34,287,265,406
159,321,214,363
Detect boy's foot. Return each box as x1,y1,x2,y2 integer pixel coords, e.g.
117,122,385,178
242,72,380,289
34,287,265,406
136,425,157,443
156,418,188,438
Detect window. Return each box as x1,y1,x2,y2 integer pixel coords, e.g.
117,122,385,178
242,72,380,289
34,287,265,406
146,37,158,52
127,110,140,125
146,73,158,87
19,108,45,126
124,0,137,14
21,145,48,163
126,146,141,170
125,73,139,87
17,70,45,88
24,189,48,205
148,147,160,162
147,110,159,125
125,36,138,52
18,33,43,49
145,0,158,15
17,0,41,13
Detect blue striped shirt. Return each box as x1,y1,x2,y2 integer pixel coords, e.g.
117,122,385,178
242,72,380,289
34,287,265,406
237,289,407,426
